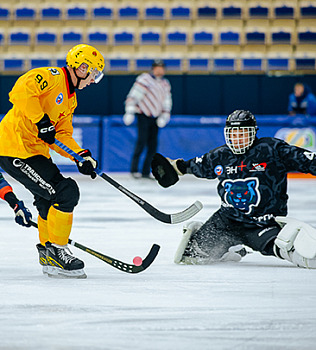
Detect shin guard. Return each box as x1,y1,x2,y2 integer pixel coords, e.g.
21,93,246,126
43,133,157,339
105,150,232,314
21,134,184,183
47,206,73,246
38,215,49,245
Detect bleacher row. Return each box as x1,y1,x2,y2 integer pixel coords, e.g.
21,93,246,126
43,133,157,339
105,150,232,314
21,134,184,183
0,0,316,73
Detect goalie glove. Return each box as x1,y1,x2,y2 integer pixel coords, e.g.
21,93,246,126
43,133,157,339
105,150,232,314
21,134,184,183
151,153,185,188
14,201,32,227
75,149,98,179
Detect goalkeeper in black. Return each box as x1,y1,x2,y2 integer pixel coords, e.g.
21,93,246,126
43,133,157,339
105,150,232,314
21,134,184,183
152,110,316,268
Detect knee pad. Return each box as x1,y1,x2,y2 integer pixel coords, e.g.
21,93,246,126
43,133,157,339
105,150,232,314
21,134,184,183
53,178,80,212
34,197,51,220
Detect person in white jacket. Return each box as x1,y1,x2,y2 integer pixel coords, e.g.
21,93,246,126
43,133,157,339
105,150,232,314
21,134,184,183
123,60,172,178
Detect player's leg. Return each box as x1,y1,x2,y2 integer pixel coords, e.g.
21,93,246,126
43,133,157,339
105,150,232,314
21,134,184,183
174,210,246,264
131,114,148,175
142,118,158,177
0,155,86,278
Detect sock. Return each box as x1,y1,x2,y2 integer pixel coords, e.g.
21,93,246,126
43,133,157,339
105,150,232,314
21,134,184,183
38,215,49,246
47,206,73,246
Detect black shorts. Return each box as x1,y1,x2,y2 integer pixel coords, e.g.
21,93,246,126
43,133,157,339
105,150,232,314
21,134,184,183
193,209,281,258
0,155,79,218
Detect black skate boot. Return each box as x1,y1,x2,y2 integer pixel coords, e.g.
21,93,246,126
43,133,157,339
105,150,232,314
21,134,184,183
45,242,87,279
36,243,48,275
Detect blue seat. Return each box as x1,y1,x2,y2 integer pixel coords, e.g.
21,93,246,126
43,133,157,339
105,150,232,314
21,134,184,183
170,6,190,19
193,31,213,45
295,58,316,70
188,58,209,71
298,31,316,44
271,31,292,44
56,59,66,67
213,58,236,71
300,5,316,18
0,32,4,46
9,31,31,45
219,31,240,45
15,7,36,20
144,6,165,20
36,31,57,45
30,59,52,69
197,6,217,18
267,58,289,70
241,58,263,71
40,7,62,20
87,31,108,45
248,5,269,18
62,31,83,45
3,59,24,71
274,5,294,18
118,6,139,19
92,6,113,19
66,6,87,20
163,58,182,71
246,31,266,44
166,31,187,45
135,58,154,70
222,6,242,18
108,59,130,71
0,6,10,20
140,31,161,45
113,31,134,45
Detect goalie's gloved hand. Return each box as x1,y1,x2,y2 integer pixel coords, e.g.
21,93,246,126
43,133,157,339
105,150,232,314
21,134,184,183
76,149,98,179
14,201,32,227
151,153,186,188
36,114,56,145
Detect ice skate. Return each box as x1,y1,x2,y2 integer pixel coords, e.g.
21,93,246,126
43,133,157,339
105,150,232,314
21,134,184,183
36,243,48,275
45,242,87,279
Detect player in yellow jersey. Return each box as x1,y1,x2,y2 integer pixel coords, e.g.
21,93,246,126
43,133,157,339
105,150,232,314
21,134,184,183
0,44,105,279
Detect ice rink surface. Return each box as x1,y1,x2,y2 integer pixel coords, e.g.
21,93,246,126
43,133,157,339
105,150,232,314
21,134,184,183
0,173,316,350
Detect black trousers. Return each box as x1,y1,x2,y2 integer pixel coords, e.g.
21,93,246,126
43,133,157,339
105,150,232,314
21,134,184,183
131,113,159,176
0,155,79,220
193,209,281,259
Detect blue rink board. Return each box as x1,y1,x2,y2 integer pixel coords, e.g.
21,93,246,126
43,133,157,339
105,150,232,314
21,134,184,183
1,114,316,172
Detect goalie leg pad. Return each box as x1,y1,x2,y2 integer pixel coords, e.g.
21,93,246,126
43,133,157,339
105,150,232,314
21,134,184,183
174,221,204,264
275,216,316,259
151,153,179,188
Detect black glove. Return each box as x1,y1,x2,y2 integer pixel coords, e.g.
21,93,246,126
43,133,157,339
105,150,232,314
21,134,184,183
75,149,98,179
14,201,32,227
36,114,56,145
151,153,180,188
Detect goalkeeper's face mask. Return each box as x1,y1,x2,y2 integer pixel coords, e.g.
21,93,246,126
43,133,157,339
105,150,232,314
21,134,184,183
76,63,104,90
224,126,256,154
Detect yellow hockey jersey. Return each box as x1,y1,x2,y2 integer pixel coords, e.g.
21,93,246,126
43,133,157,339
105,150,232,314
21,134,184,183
0,67,83,160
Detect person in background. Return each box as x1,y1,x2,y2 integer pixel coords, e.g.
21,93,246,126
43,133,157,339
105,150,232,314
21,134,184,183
123,59,172,179
0,172,32,227
152,110,316,269
0,44,104,279
288,82,316,116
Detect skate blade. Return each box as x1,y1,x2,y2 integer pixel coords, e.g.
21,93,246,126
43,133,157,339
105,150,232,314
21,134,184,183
46,266,87,279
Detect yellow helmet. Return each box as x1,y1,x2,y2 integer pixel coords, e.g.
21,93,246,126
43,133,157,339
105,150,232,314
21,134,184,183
66,44,105,83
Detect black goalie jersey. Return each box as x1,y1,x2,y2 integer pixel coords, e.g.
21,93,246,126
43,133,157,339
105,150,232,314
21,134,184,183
184,137,316,226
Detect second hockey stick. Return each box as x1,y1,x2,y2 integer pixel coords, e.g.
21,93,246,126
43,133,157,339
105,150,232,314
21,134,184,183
54,139,203,224
30,221,160,274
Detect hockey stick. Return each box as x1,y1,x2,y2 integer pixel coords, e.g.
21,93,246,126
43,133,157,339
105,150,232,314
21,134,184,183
54,139,203,224
30,221,160,274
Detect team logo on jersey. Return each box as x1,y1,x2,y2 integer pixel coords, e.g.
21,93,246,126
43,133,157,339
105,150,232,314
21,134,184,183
222,177,260,214
56,93,63,105
249,163,267,172
214,165,223,176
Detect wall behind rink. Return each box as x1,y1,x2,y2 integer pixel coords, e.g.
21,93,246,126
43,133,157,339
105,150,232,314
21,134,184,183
1,114,315,172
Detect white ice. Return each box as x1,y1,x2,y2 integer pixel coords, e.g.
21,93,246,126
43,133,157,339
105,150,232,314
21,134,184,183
0,174,316,350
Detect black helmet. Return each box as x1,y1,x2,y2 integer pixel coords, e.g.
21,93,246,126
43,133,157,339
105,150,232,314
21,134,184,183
152,59,165,68
224,110,257,154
